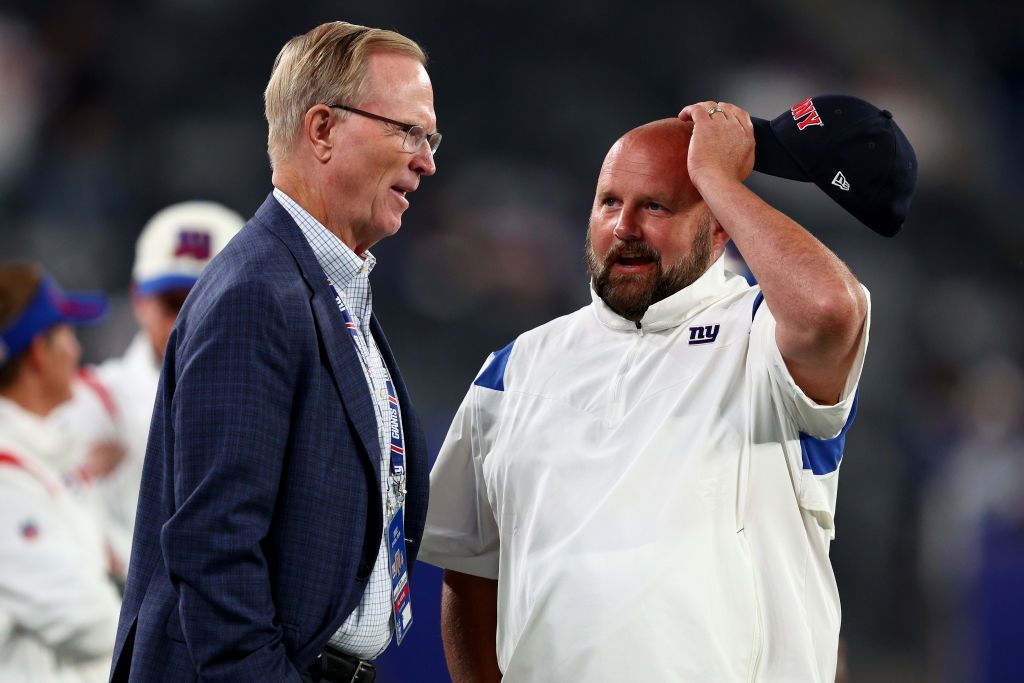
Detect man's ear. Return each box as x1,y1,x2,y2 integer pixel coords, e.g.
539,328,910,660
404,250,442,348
303,104,337,163
709,215,732,261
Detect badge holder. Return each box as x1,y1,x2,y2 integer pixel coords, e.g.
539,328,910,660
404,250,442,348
388,508,412,644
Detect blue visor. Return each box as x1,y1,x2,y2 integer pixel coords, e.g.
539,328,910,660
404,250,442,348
0,276,108,365
134,274,199,297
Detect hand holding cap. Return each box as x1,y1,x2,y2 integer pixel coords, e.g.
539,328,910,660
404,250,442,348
751,94,918,236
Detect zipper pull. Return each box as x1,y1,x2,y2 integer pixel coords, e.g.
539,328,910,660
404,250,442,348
635,320,644,337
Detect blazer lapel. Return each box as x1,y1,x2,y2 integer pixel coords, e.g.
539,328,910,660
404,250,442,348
252,194,382,480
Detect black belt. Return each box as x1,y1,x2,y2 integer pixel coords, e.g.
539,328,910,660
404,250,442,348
304,643,376,683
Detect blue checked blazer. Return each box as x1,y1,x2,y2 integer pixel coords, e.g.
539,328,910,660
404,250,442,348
110,194,429,682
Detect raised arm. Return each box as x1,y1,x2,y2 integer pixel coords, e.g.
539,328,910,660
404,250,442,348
680,101,867,404
442,569,502,683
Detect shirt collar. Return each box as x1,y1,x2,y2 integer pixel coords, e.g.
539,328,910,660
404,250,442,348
590,255,750,332
272,187,376,290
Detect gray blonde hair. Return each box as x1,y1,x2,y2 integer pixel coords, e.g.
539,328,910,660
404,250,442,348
264,22,426,167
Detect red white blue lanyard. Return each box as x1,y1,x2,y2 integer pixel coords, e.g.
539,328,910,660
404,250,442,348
328,278,415,645
326,279,406,504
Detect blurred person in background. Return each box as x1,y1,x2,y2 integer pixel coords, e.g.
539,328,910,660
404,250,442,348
0,262,122,682
111,21,436,682
49,200,243,577
421,100,884,681
918,356,1024,683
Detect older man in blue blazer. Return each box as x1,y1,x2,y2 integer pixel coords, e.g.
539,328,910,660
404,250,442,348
111,22,439,682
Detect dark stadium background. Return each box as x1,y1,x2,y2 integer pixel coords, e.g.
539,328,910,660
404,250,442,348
1,1,1021,681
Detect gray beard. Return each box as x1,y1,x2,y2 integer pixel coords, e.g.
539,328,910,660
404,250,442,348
586,221,713,322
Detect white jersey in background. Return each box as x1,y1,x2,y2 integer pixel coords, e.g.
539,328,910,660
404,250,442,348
0,396,121,683
420,258,870,682
49,332,160,568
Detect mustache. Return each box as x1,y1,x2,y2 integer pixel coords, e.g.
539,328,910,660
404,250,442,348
601,240,661,269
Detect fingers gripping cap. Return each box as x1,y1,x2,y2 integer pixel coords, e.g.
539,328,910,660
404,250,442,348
751,94,918,237
132,201,245,296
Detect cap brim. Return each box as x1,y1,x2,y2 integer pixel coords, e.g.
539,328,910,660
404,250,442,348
752,117,809,181
58,291,109,325
134,274,199,297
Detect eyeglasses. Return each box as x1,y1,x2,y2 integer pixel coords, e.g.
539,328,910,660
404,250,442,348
329,104,442,155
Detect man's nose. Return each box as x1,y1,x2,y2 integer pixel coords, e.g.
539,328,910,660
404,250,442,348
613,209,641,240
412,144,436,176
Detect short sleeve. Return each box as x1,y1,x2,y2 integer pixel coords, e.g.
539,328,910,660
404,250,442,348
751,285,871,438
418,357,502,579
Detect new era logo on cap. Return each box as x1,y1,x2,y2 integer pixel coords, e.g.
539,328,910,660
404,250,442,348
831,171,850,191
751,94,918,237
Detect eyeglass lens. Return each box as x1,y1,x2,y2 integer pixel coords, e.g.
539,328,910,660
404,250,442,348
404,126,441,154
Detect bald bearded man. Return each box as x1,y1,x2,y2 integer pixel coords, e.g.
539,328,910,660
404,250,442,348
419,101,870,682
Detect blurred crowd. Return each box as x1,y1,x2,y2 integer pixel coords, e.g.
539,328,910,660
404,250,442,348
1,1,1021,681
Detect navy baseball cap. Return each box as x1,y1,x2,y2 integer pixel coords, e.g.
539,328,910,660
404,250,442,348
752,94,917,237
0,267,108,366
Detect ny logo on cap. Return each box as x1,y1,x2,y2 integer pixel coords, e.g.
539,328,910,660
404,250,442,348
790,97,823,130
174,230,212,260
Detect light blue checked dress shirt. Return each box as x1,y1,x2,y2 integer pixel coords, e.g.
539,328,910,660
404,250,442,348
273,188,400,659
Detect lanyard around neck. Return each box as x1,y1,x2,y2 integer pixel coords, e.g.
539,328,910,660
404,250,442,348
326,278,406,484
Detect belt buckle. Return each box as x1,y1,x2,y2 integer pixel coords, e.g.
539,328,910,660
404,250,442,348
314,644,375,683
350,660,374,683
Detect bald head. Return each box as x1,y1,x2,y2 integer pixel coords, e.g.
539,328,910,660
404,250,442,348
615,117,693,150
599,118,700,208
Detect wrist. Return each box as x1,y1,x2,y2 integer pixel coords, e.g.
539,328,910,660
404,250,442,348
690,168,743,196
